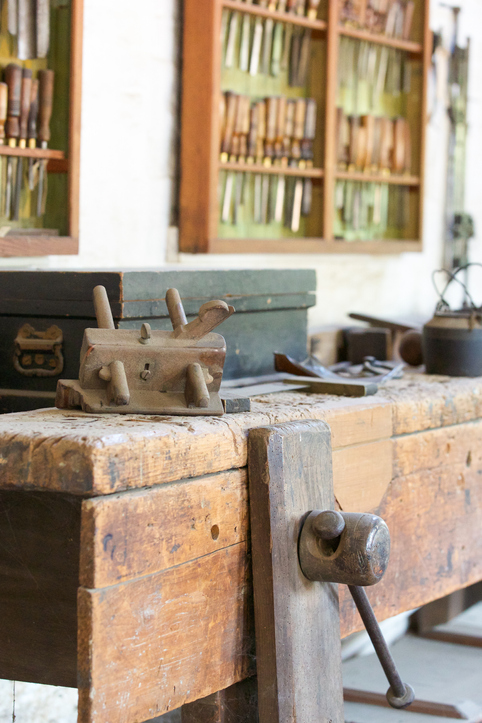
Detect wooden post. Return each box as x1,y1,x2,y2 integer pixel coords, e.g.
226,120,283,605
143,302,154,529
248,420,344,723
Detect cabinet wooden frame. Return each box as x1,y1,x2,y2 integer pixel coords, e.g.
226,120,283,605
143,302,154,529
180,0,430,254
0,0,83,258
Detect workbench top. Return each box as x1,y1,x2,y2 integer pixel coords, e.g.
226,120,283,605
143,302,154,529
0,374,481,496
2,373,482,722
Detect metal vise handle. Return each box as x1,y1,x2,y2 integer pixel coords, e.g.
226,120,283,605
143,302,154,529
299,510,415,710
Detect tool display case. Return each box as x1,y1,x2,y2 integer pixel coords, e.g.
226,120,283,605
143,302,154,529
180,0,430,254
0,0,82,258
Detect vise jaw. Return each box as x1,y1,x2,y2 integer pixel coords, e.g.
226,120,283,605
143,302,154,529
56,286,235,416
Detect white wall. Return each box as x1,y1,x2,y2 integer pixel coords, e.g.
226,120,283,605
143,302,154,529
1,0,481,328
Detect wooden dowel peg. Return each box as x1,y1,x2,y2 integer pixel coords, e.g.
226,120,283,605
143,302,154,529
93,285,115,329
185,363,210,408
166,287,188,333
107,360,130,406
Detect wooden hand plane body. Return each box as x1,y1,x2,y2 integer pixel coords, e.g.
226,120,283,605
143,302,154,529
56,287,235,416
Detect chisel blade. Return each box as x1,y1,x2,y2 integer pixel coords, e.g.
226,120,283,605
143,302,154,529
7,0,17,35
224,11,239,68
221,172,234,223
249,18,263,76
274,175,285,223
261,17,274,75
18,0,36,60
291,177,303,232
239,12,251,71
36,0,50,58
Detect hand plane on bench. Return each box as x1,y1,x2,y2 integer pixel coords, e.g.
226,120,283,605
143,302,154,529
56,286,235,416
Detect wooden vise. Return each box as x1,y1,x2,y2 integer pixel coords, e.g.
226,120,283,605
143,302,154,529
56,286,234,415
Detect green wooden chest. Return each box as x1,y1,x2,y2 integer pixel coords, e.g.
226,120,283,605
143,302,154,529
0,269,316,413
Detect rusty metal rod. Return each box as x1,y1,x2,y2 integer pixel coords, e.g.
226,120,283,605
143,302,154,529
348,584,412,706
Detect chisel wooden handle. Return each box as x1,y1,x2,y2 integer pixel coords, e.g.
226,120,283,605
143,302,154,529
28,78,39,147
265,96,278,162
5,64,22,142
221,91,237,158
38,69,54,145
19,68,32,145
0,83,8,144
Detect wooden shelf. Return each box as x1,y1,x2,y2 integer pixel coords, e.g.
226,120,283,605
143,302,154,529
335,171,420,186
209,237,422,254
338,24,423,53
180,0,430,254
221,0,327,31
0,146,65,160
0,235,78,258
220,161,324,178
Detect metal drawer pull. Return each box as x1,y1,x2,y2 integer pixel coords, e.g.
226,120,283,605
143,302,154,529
299,509,415,710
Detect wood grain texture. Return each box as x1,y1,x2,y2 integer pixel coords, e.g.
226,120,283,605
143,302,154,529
0,393,392,495
338,460,482,634
78,544,254,723
333,439,392,512
382,375,482,434
80,469,248,587
0,235,78,257
181,677,258,723
68,0,83,239
248,420,344,723
0,491,80,687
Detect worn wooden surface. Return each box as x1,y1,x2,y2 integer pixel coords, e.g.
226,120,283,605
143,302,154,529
181,677,258,723
1,375,482,719
248,421,344,723
0,491,80,687
78,544,254,723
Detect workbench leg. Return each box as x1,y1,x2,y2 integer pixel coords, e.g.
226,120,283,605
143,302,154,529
248,420,345,723
181,677,258,723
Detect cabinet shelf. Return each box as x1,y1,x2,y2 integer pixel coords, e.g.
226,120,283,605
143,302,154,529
221,0,327,31
0,147,65,160
180,0,430,254
338,24,423,53
209,237,422,254
220,161,323,178
335,171,420,186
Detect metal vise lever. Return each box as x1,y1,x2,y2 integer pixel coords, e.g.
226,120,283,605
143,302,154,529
299,510,415,710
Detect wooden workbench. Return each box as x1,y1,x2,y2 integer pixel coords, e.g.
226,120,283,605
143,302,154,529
1,374,482,723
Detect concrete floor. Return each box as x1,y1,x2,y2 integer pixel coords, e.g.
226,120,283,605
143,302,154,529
0,680,181,723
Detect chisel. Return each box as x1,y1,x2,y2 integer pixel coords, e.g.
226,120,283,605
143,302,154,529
36,0,50,57
27,77,39,191
272,95,287,222
0,83,8,213
18,0,36,60
270,0,286,76
289,98,306,232
36,68,54,217
261,2,276,75
274,98,294,222
280,0,297,71
221,94,243,223
254,100,266,223
261,96,277,223
239,0,254,71
233,96,250,224
301,98,317,217
249,1,267,76
297,0,321,87
224,10,239,68
7,0,17,36
13,67,32,221
5,63,22,220
289,0,306,86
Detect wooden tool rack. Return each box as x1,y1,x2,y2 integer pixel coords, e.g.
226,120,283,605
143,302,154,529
180,0,430,254
0,373,482,721
0,0,82,258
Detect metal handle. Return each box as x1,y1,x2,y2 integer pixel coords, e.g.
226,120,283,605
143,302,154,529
300,510,415,710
